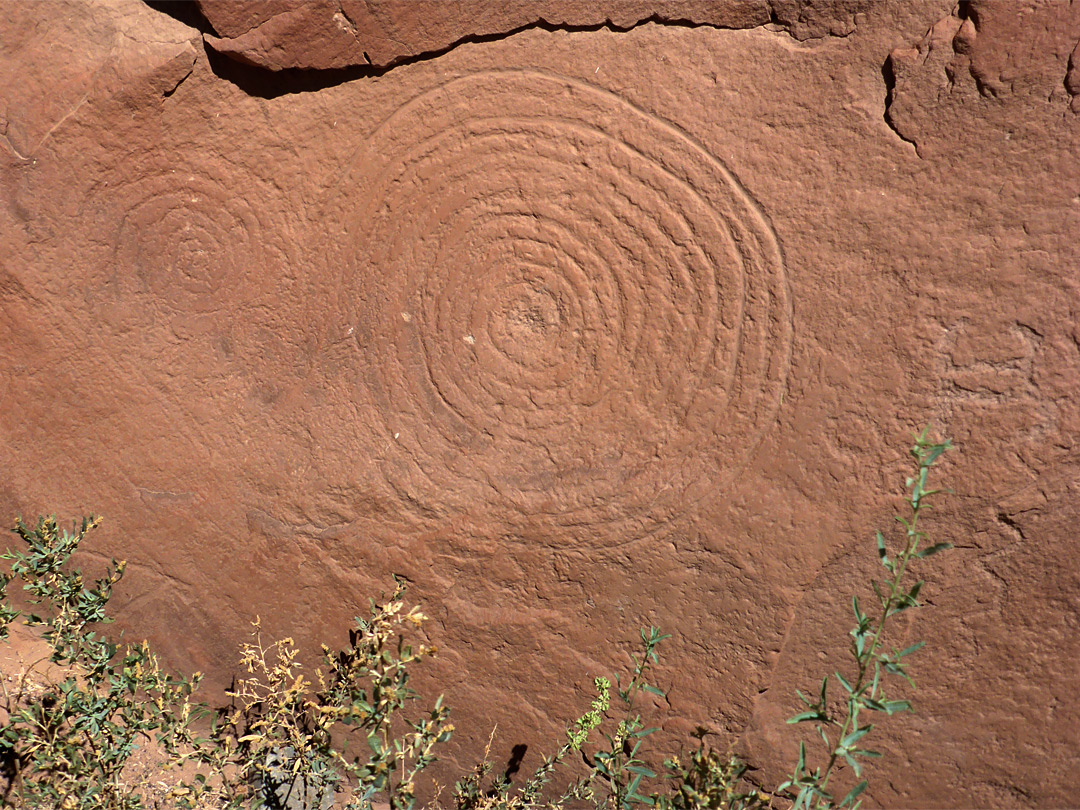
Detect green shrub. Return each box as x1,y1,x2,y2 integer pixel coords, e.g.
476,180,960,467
0,516,198,810
774,428,954,810
174,581,453,810
0,429,953,810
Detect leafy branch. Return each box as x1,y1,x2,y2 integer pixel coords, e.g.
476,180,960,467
779,428,954,810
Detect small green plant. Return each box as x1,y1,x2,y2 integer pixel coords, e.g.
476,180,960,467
775,428,954,809
0,516,198,810
0,521,455,810
588,627,670,809
0,567,19,641
655,729,772,810
652,428,954,810
170,577,453,810
452,678,609,810
454,627,669,810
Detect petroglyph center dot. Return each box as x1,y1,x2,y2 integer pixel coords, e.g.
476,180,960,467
483,272,576,370
507,297,555,333
500,287,560,338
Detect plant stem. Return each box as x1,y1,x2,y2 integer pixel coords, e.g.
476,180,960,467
817,508,920,799
814,431,950,805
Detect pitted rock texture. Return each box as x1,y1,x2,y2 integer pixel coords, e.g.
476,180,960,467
0,1,198,159
2,0,1080,807
885,0,1080,153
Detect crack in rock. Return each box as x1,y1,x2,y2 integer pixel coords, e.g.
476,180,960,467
180,0,867,74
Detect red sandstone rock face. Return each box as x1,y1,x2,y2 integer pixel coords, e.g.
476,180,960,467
2,0,1080,807
886,0,1080,155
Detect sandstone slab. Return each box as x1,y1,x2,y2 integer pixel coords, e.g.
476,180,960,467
2,1,1079,806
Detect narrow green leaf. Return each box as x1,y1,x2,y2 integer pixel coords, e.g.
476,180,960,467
840,780,869,807
813,784,835,802
897,641,925,658
841,727,871,748
871,579,887,608
626,765,656,778
836,671,853,694
841,751,862,777
914,424,933,447
882,661,909,680
853,748,883,758
883,699,912,715
914,542,953,559
875,531,893,573
923,442,949,466
787,711,823,724
907,580,924,602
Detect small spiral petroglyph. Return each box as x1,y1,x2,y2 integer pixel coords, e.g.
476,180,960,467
93,162,322,396
108,168,271,313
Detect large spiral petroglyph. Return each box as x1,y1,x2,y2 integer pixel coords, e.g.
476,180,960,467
338,71,792,543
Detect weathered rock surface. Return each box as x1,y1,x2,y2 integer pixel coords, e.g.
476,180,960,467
0,0,198,159
2,0,1079,807
886,0,1080,154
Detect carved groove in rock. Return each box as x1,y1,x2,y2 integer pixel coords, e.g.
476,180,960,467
337,70,792,544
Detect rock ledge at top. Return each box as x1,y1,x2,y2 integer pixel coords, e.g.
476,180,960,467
194,0,868,71
0,0,198,160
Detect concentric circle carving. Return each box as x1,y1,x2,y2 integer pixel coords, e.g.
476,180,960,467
339,70,792,543
89,160,328,392
106,167,277,314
